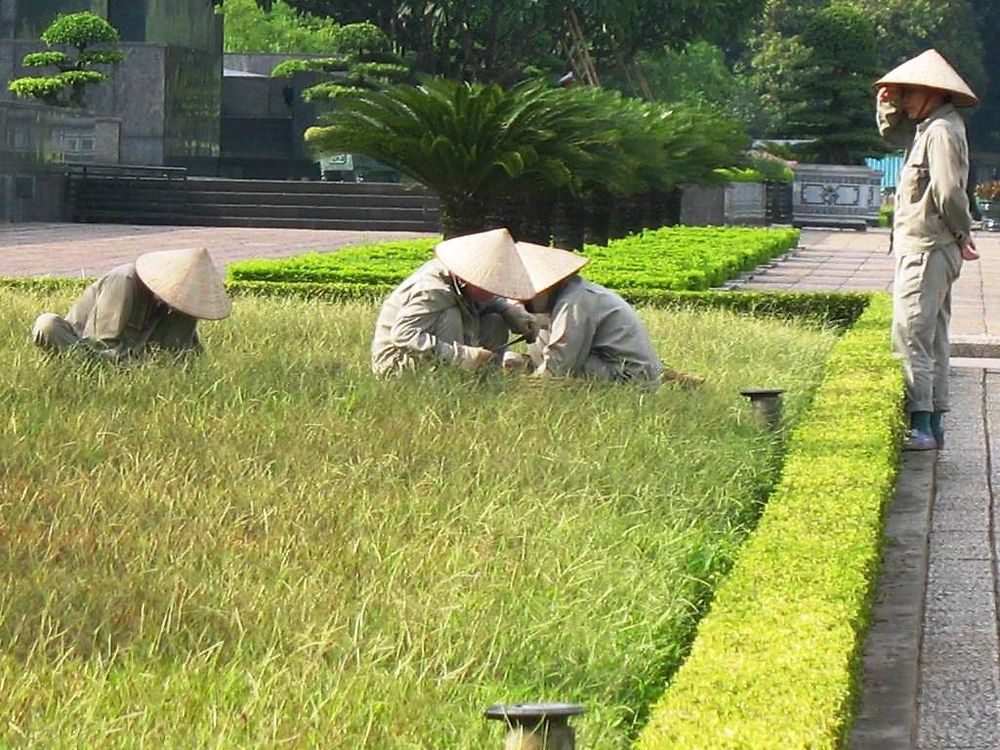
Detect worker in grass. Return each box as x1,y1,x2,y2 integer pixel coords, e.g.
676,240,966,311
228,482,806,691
498,242,702,388
31,247,231,360
875,49,980,451
370,227,546,376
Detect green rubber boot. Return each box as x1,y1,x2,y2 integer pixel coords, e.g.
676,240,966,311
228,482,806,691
930,411,944,449
906,411,936,451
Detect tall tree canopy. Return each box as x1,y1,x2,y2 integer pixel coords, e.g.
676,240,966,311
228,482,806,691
777,4,886,163
274,0,764,89
745,0,986,138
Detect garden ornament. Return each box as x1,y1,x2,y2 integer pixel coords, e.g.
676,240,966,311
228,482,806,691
873,49,979,108
485,702,584,750
434,228,588,301
134,247,232,320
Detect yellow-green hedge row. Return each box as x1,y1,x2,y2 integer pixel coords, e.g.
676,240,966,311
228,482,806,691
635,293,903,749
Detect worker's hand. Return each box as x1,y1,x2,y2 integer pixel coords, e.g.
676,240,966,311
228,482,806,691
500,303,540,343
455,345,497,371
960,237,980,261
501,351,532,373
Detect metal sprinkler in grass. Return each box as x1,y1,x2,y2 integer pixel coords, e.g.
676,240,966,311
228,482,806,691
484,702,585,750
740,388,785,431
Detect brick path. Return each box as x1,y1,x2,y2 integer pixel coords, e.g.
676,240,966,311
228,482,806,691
0,222,436,278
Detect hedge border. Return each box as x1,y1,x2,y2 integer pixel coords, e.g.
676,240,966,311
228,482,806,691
1,277,870,330
635,292,903,749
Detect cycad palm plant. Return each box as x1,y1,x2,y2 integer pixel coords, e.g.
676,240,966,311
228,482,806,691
305,77,625,238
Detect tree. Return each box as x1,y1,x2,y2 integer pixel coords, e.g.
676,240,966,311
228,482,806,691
269,22,413,103
220,0,341,54
276,0,764,91
303,77,748,237
745,0,986,137
777,4,886,164
967,0,1000,152
8,12,124,108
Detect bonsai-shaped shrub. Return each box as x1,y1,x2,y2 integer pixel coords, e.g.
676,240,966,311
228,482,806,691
8,12,124,108
270,22,412,103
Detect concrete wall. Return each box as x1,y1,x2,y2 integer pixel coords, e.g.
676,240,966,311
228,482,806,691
0,100,101,221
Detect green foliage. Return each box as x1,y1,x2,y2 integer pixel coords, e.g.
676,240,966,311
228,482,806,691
220,0,340,53
21,51,69,68
636,293,904,749
328,20,388,55
628,40,766,129
280,0,763,87
746,0,987,142
7,11,122,108
270,56,348,77
777,4,886,164
40,11,119,46
225,227,799,296
268,22,411,103
878,202,894,228
304,78,748,235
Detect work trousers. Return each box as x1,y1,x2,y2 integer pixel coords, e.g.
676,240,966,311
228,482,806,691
891,245,962,413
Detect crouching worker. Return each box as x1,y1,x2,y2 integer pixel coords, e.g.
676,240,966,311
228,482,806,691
32,247,232,360
502,243,702,388
371,228,548,376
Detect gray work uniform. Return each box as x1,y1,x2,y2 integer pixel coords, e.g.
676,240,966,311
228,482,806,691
878,100,972,413
370,259,510,376
32,263,200,358
531,276,663,384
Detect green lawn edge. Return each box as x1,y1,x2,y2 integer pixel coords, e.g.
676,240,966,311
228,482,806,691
634,292,904,750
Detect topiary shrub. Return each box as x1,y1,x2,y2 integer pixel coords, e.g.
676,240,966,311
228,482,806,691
7,12,124,108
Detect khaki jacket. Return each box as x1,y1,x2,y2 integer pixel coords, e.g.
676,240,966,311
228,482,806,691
536,276,663,382
878,100,972,254
370,259,487,375
66,263,200,357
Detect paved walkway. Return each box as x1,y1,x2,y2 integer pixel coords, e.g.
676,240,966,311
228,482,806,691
0,222,435,278
3,222,1000,748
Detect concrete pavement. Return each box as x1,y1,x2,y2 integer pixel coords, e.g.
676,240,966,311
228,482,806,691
3,221,1000,748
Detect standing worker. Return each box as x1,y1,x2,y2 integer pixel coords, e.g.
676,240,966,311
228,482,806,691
874,49,980,450
32,247,232,360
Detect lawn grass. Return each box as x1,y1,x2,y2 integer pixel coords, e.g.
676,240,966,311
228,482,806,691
1,288,836,749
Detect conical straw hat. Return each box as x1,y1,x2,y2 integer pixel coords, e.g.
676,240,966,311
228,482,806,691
434,228,588,301
873,49,979,107
135,247,232,320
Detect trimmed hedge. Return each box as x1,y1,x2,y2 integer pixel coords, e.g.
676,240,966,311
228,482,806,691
225,227,801,293
635,293,903,750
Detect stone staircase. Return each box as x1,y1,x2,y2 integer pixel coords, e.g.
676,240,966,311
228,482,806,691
66,165,441,232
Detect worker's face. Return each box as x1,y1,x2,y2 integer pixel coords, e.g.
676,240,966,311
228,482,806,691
462,282,495,305
525,291,552,314
900,87,944,121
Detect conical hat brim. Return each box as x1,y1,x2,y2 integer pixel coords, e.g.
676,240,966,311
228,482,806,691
434,228,588,300
135,247,232,320
874,49,979,107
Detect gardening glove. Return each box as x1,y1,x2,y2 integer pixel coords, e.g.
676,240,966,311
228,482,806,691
454,345,497,371
499,302,540,343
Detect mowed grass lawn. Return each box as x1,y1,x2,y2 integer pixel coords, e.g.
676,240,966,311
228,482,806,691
1,289,836,749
